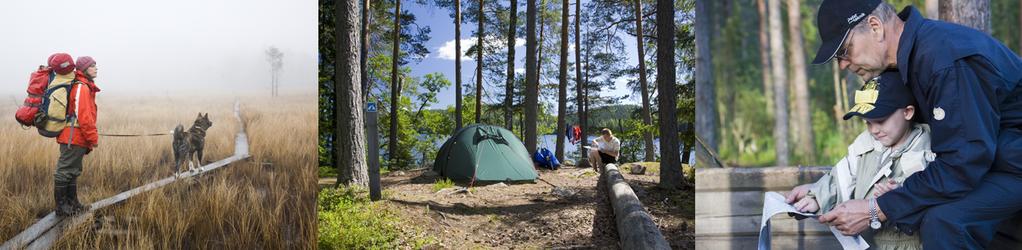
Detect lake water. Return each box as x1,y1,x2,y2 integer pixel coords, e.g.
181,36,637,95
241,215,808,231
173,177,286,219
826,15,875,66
407,134,694,166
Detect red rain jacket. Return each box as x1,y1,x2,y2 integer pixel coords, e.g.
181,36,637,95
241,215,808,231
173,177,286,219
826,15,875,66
56,71,100,150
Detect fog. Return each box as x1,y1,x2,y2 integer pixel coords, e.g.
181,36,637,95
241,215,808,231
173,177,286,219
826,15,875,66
0,0,317,98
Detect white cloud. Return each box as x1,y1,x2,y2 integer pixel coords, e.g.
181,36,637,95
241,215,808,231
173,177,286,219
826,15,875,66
436,38,476,61
435,37,526,61
484,36,526,49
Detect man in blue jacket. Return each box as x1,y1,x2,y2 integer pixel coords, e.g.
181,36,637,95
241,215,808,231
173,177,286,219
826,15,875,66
787,0,1022,249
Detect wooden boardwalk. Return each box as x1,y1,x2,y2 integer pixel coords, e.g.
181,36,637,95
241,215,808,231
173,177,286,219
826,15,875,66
1,101,251,250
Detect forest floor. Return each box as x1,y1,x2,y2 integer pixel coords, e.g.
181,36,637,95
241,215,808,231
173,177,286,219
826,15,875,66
368,162,693,249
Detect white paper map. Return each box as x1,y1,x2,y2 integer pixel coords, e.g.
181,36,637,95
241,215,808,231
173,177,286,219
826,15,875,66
757,192,870,250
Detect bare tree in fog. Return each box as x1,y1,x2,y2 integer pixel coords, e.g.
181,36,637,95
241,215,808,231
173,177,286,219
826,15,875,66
265,46,284,97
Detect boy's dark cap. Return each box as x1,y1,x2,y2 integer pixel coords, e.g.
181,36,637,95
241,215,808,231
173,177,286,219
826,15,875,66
844,70,915,120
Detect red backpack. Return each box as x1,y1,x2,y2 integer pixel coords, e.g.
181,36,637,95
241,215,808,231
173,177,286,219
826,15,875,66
15,67,76,138
15,67,53,126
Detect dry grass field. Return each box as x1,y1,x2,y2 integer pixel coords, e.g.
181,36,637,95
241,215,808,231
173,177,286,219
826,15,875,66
0,93,316,249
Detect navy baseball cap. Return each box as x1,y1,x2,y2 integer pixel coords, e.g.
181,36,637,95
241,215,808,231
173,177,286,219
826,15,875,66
843,70,915,120
812,0,882,65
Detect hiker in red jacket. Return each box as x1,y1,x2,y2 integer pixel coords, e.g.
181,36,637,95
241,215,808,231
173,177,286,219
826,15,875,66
53,56,100,216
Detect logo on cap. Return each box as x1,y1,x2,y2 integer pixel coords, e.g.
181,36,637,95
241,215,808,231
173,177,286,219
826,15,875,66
60,62,70,68
848,79,880,115
847,13,865,24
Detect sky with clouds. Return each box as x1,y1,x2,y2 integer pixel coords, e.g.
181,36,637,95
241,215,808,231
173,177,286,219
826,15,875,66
398,1,643,112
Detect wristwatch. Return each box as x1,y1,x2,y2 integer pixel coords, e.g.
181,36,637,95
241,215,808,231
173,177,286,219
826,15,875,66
869,198,882,229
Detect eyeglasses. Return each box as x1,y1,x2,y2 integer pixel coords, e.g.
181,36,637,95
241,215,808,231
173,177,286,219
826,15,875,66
834,30,856,62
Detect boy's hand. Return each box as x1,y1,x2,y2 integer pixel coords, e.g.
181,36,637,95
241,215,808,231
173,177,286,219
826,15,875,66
786,184,813,204
873,179,900,197
794,196,820,213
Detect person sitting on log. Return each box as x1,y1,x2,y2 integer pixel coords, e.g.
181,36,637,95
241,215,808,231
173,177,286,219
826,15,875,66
588,128,620,171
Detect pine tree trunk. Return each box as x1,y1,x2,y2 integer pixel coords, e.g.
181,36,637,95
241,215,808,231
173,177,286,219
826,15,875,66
757,0,773,116
939,0,991,34
456,0,464,132
634,0,656,162
583,29,591,156
476,0,485,124
788,0,814,163
926,0,939,18
505,0,518,131
525,0,539,154
574,0,585,164
832,61,844,133
538,0,546,81
656,0,680,189
389,0,401,168
768,0,789,166
555,0,568,162
336,0,369,187
361,0,371,100
695,0,717,161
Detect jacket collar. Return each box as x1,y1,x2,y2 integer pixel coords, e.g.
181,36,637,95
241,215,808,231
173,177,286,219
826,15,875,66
848,131,880,157
896,6,924,84
74,71,101,93
865,124,928,188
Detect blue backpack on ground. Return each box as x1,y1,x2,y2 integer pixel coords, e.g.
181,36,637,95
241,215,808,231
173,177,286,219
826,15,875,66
533,148,560,170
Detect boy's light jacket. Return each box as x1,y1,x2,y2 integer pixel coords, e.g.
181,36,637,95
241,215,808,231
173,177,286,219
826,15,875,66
810,124,934,249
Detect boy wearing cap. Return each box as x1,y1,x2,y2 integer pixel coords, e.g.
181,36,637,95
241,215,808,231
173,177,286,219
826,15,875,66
786,71,931,249
797,1,1022,248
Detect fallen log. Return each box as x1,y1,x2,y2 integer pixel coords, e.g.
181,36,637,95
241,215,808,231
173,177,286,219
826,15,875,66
602,163,670,250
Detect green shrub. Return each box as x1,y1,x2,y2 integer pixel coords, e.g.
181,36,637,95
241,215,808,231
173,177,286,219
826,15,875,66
683,164,695,184
318,166,337,178
432,178,455,192
317,187,399,249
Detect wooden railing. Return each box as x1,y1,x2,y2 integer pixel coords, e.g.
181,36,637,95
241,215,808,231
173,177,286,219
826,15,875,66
695,166,840,249
695,166,1022,249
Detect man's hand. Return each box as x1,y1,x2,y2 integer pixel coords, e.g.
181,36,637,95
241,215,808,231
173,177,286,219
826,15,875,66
819,199,871,235
794,197,820,213
786,184,813,204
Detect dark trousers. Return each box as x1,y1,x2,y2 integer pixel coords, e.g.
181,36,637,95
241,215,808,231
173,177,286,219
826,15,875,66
55,144,87,186
598,151,617,164
920,129,1022,249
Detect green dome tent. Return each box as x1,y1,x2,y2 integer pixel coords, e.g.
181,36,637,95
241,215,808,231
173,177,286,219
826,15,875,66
432,124,537,183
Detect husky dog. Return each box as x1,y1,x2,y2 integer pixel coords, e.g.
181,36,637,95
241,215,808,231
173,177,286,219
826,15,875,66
173,113,212,173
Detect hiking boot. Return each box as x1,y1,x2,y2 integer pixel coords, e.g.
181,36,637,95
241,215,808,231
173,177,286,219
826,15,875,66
68,184,87,213
54,185,75,217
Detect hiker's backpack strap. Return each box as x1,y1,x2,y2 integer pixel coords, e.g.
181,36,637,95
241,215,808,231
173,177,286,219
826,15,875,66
34,83,73,138
68,80,82,119
38,84,72,120
66,80,84,145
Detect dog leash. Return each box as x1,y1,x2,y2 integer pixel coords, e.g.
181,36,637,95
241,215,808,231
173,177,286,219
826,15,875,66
99,130,176,137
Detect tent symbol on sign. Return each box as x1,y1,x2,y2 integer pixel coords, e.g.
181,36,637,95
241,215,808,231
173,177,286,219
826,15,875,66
367,102,377,112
